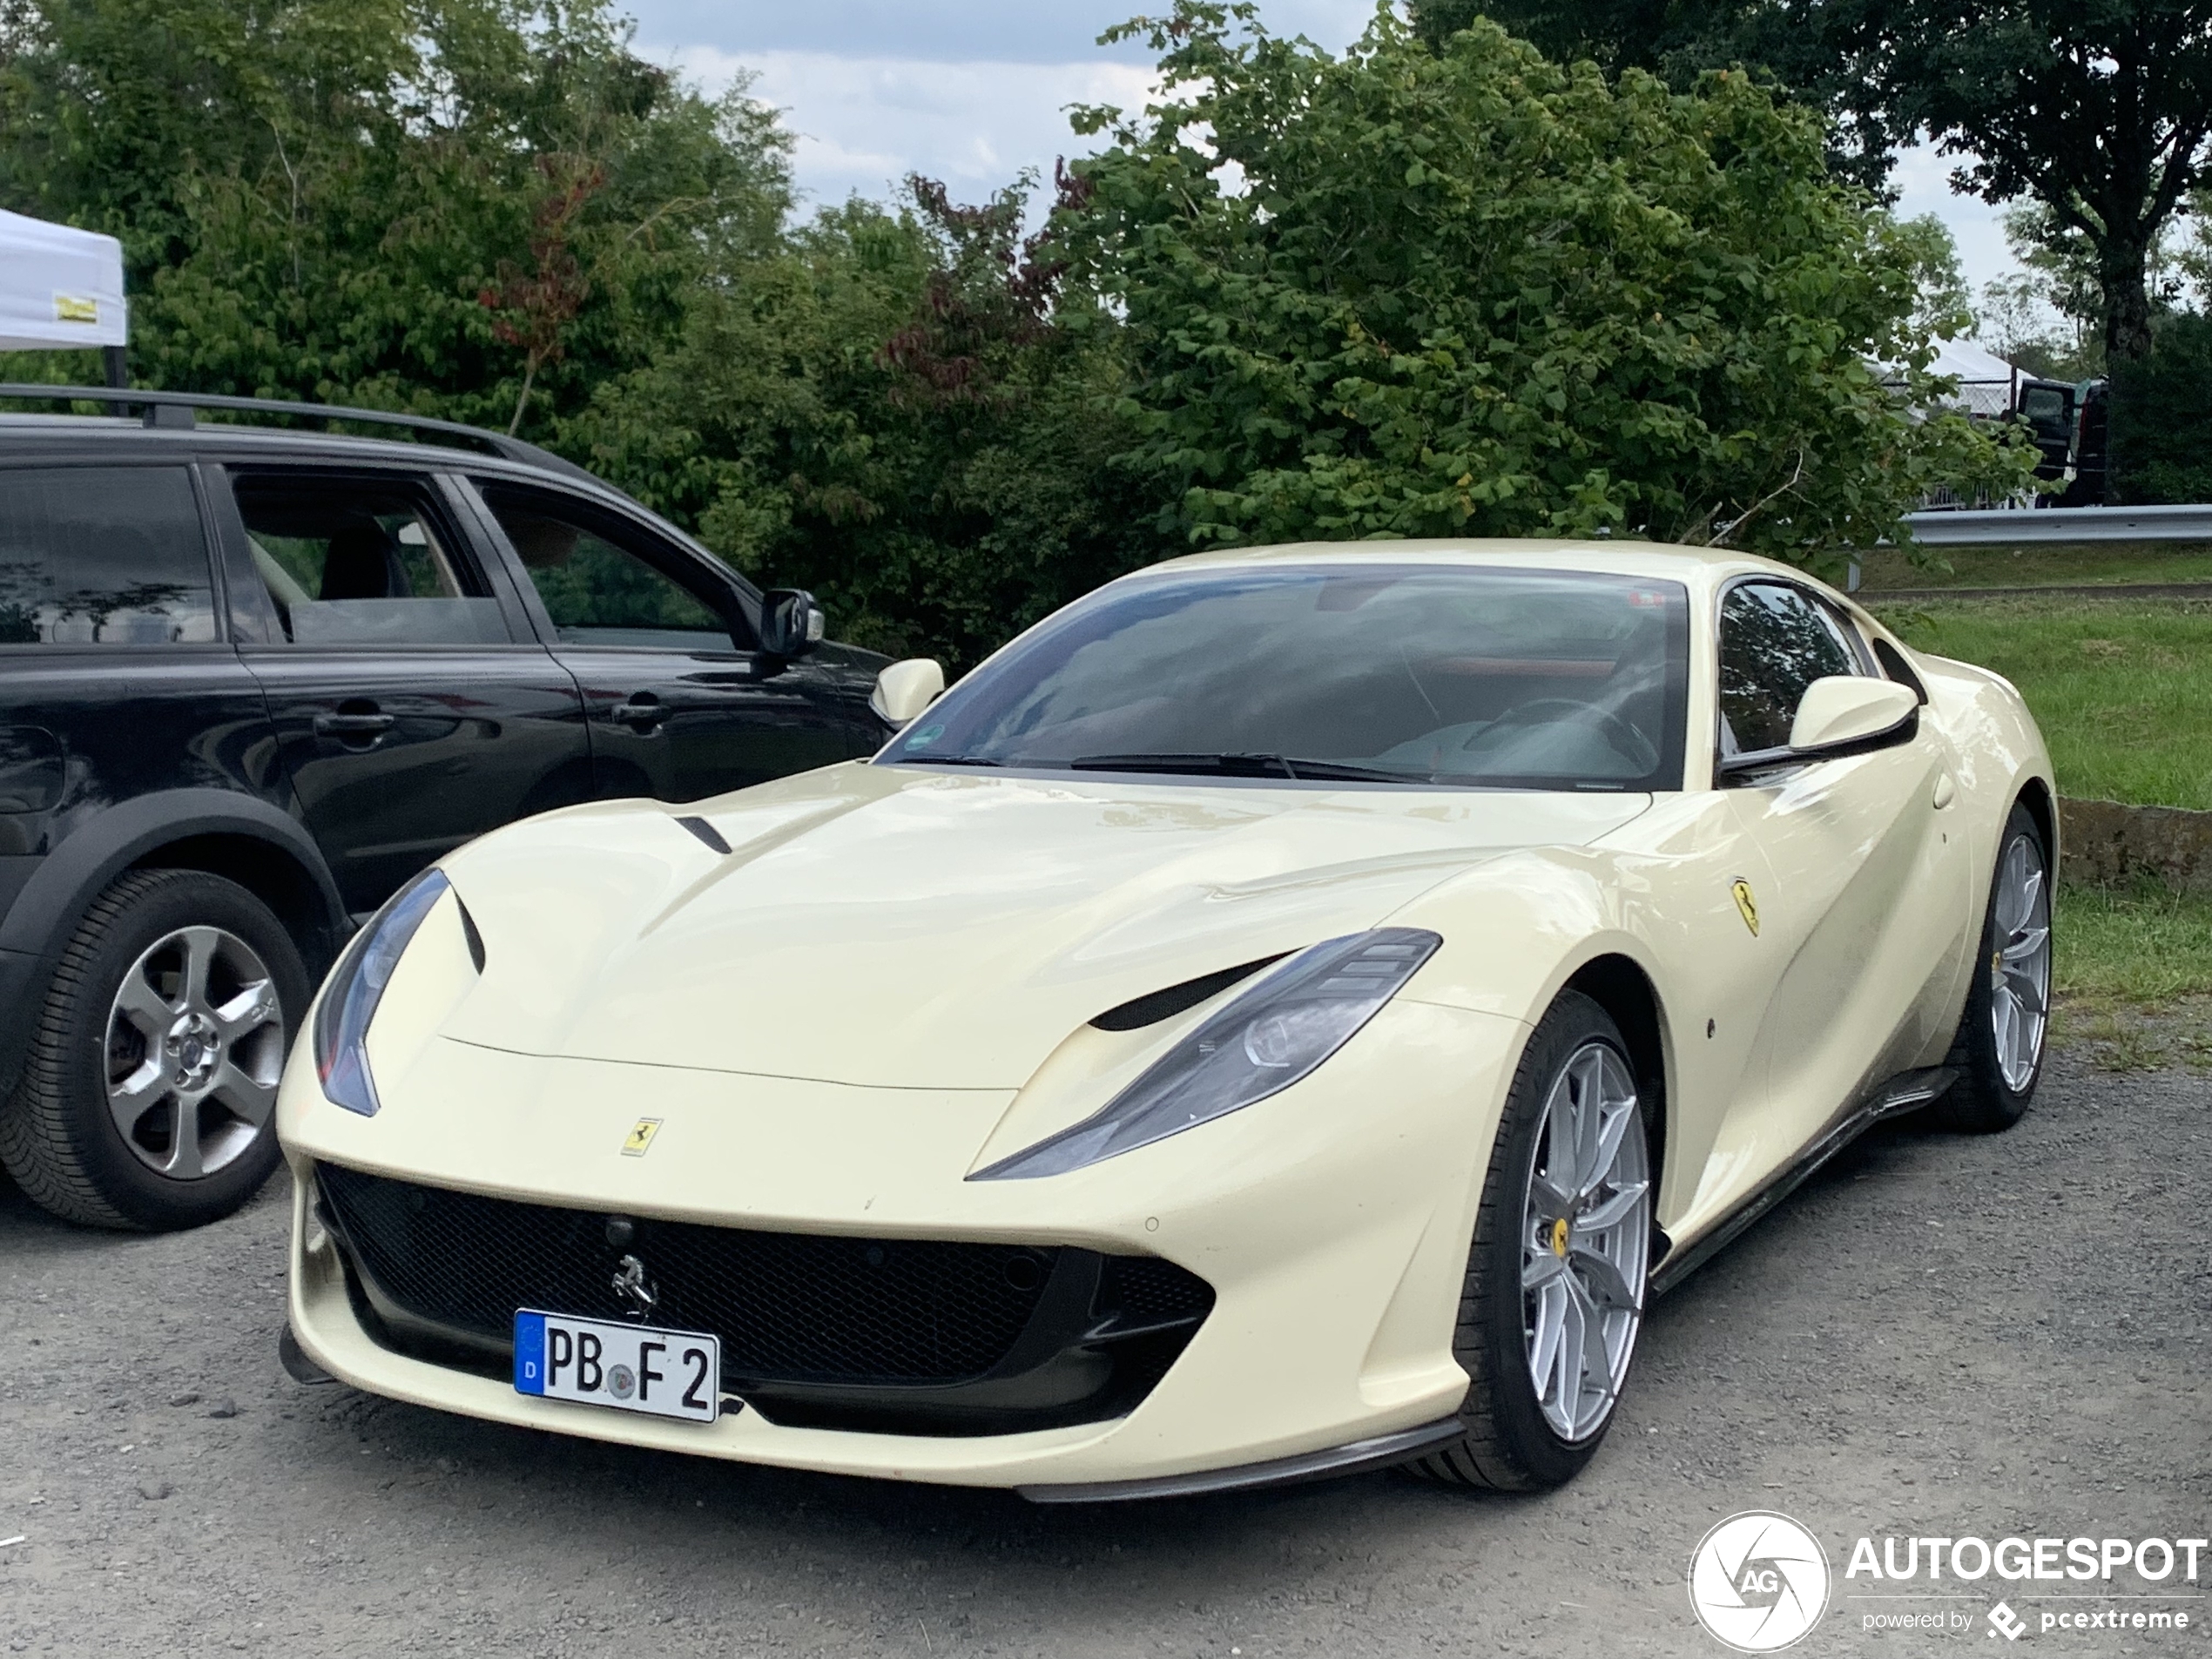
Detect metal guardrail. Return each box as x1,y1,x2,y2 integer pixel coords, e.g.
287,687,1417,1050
1904,504,2212,545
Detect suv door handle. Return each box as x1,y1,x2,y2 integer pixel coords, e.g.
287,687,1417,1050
313,711,395,738
610,696,668,730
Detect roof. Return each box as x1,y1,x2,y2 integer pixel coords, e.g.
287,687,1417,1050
0,382,597,482
1146,536,1790,586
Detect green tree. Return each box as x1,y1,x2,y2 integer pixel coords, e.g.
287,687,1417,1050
1058,3,2029,571
1417,0,2212,366
1408,0,1892,187
0,0,791,432
566,175,1163,664
2108,310,2212,502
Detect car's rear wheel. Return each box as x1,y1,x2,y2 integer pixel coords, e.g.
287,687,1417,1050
0,870,306,1231
1938,801,2052,1132
1406,990,1651,1492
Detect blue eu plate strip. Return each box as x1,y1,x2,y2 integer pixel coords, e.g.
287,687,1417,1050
513,1311,546,1394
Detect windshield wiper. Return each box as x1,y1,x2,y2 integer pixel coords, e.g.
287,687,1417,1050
895,753,1004,766
1069,752,1425,784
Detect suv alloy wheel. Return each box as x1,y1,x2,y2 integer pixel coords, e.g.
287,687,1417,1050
0,870,308,1230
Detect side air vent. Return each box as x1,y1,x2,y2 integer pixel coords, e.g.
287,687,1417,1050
1090,954,1290,1033
677,814,732,854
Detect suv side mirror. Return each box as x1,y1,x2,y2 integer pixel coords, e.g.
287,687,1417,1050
1719,676,1919,782
759,588,826,658
871,658,944,726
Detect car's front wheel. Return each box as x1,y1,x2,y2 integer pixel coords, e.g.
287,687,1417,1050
1407,990,1652,1491
0,869,307,1231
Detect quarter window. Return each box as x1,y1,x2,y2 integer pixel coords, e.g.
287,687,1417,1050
1716,582,1862,756
0,466,216,645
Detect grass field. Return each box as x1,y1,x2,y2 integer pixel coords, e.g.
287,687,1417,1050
1871,594,2212,811
2055,880,2212,1008
1856,539,2212,591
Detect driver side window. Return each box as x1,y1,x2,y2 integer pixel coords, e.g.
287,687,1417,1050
478,483,738,652
1717,583,1861,756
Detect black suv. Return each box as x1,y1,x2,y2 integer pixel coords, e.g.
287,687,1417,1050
0,388,892,1232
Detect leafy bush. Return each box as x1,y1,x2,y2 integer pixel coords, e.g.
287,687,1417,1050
1055,3,2033,570
2109,312,2212,505
0,0,2036,664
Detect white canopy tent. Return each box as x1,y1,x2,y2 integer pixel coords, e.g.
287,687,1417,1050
1925,337,2020,420
0,207,126,353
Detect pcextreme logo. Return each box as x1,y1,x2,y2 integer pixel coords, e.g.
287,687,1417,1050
1689,1512,1831,1652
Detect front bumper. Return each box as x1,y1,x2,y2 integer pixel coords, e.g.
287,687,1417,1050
279,996,1524,1492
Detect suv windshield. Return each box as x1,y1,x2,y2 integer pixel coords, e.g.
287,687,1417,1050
880,563,1689,791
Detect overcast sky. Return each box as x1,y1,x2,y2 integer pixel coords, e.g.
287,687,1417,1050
618,2,2016,308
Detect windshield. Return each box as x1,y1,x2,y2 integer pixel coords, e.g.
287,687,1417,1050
879,563,1689,791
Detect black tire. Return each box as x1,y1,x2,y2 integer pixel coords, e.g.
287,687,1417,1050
0,869,307,1231
1936,801,2052,1133
1406,990,1650,1492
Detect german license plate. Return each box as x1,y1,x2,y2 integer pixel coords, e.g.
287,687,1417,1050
512,1310,719,1423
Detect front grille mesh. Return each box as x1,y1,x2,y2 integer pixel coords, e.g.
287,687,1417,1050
1104,1256,1216,1322
315,1163,1205,1390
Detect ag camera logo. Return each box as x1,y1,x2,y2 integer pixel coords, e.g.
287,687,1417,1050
1689,1512,1832,1652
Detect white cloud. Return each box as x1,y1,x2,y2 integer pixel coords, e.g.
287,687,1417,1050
651,44,1160,213
1890,140,2014,299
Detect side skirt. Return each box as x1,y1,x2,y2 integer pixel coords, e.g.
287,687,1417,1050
1649,1066,1957,1298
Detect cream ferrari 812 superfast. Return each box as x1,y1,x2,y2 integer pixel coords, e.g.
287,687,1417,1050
279,541,2054,1499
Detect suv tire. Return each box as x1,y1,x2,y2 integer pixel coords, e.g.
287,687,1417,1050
0,869,307,1231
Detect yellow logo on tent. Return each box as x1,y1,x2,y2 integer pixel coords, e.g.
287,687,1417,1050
52,293,98,325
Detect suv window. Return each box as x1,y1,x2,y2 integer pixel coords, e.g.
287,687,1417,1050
0,466,216,646
232,473,506,647
1717,581,1862,756
478,484,738,651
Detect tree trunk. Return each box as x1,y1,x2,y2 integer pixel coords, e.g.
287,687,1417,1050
2101,233,2155,366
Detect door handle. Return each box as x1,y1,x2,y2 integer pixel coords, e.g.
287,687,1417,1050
610,697,668,730
313,711,395,738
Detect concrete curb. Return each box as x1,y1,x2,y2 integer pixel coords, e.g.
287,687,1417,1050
2059,797,2212,894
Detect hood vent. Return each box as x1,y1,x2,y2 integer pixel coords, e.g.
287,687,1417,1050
677,814,732,854
1090,953,1290,1033
455,893,486,973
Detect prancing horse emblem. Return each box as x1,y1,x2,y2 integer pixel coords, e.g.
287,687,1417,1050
1730,877,1760,937
610,1253,658,1321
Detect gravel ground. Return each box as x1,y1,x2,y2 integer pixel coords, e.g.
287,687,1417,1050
3,1038,2209,1658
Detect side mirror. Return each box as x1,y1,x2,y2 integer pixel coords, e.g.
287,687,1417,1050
759,588,826,658
1789,676,1919,752
1719,676,1919,782
871,658,944,726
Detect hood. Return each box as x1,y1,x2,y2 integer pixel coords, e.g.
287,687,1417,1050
437,763,1650,1089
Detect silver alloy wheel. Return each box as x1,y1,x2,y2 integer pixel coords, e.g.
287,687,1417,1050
1990,829,2053,1093
1521,1040,1650,1443
104,925,285,1181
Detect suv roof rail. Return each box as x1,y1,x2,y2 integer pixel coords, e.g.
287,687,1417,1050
0,382,598,483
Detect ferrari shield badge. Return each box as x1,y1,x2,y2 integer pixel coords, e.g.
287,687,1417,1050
1730,878,1760,937
622,1118,662,1157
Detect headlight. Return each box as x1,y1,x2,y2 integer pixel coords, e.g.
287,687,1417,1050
313,867,452,1117
971,927,1441,1180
